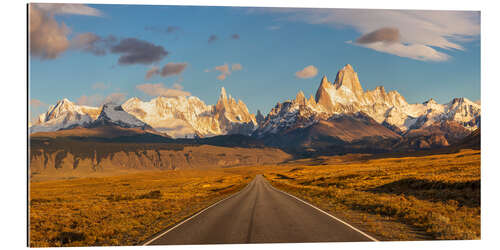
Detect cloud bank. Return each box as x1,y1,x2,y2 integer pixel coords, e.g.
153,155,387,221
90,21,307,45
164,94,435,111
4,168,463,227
29,5,71,59
29,4,102,59
29,3,169,65
262,8,479,61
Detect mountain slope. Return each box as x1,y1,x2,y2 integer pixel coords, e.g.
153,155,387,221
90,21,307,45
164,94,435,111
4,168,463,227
260,112,401,154
89,103,154,130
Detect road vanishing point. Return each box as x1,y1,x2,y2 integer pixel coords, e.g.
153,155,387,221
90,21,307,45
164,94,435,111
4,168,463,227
144,175,377,245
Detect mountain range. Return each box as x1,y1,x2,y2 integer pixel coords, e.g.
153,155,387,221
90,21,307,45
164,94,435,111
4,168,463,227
30,64,480,153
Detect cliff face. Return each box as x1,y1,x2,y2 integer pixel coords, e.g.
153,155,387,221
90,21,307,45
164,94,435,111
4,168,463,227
29,142,290,181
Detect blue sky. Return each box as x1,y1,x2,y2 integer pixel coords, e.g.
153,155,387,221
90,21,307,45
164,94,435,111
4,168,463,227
29,4,480,120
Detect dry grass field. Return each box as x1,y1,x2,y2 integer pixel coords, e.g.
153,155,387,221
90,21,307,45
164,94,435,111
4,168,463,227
263,149,480,241
29,149,480,246
29,169,254,247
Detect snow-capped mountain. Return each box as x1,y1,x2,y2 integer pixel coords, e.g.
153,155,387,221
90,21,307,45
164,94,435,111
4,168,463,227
30,88,257,137
30,64,479,148
89,103,153,130
122,87,257,138
256,64,480,138
30,98,101,133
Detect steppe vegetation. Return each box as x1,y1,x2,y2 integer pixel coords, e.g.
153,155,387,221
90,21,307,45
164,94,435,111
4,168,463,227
264,149,480,240
29,169,253,247
29,149,480,246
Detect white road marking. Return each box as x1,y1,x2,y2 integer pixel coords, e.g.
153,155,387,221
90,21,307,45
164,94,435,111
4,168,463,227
143,176,378,245
142,179,254,246
266,180,379,242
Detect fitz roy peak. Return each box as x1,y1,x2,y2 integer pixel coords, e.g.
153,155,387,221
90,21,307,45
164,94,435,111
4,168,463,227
255,64,480,139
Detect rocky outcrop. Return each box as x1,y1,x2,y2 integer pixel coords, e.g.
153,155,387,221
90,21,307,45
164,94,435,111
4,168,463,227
213,87,257,135
122,87,257,138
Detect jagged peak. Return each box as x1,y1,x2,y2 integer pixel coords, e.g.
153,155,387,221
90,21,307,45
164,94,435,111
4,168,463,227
342,64,354,71
449,97,477,107
333,64,363,94
127,97,141,102
321,75,329,84
220,86,227,100
448,97,467,106
296,90,306,101
375,85,386,92
55,98,73,106
51,98,76,111
423,98,437,105
317,76,332,94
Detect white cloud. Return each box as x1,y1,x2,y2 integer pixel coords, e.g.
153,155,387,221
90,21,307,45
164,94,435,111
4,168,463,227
295,65,318,79
136,83,191,97
208,63,243,81
33,3,102,17
215,64,230,75
358,42,450,62
262,9,479,61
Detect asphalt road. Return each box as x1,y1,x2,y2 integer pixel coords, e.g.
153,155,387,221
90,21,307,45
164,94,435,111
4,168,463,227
144,175,376,245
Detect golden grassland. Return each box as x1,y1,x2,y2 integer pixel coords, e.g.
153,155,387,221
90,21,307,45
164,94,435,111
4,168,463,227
29,169,253,247
29,149,480,246
262,149,480,241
